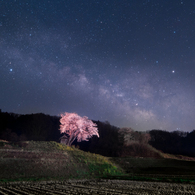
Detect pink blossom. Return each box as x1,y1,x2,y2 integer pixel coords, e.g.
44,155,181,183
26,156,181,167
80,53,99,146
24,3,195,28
59,112,99,146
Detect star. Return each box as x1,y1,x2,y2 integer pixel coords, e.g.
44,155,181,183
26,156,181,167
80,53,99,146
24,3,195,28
0,1,194,132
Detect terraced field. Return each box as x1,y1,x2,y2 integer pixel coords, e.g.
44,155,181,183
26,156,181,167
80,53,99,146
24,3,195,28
1,179,195,195
1,141,195,194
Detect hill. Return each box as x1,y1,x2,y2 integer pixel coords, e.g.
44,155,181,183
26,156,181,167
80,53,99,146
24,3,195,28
1,140,195,184
0,140,126,183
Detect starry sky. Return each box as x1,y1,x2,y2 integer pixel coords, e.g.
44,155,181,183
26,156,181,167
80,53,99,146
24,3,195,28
0,0,195,131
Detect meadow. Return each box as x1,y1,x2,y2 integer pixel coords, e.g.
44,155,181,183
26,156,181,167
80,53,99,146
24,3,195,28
0,140,195,184
0,140,126,183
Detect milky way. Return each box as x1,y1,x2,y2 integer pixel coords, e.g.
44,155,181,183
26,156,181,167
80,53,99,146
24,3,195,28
0,0,195,131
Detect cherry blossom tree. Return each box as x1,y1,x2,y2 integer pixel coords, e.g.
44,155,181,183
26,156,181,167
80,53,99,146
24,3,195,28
59,112,99,146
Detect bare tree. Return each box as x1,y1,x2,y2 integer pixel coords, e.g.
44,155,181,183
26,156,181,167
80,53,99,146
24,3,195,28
59,112,99,146
118,127,135,146
118,127,151,146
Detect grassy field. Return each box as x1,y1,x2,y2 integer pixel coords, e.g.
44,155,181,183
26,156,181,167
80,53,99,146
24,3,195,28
106,157,195,183
0,141,126,183
0,140,195,184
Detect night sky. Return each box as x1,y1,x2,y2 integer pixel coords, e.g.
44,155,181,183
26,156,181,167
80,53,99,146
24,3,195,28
1,0,195,131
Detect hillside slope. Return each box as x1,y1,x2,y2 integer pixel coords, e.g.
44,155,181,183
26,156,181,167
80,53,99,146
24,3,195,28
0,141,126,182
1,140,195,184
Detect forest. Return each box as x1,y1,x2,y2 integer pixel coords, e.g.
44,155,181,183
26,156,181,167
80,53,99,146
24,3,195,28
0,109,195,158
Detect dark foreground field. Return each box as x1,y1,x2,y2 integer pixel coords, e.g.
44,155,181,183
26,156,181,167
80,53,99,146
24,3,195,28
1,141,195,194
1,179,195,194
106,156,195,183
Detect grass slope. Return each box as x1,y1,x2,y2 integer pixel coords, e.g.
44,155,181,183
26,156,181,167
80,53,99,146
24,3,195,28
0,141,126,183
0,140,195,184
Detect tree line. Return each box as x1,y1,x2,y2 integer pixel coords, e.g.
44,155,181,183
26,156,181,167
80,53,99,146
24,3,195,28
149,129,195,157
0,110,61,142
0,110,195,157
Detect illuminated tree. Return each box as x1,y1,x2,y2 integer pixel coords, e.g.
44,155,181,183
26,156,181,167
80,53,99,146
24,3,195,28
59,112,99,146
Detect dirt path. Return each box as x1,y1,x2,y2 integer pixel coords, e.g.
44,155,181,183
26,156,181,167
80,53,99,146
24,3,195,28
1,179,195,194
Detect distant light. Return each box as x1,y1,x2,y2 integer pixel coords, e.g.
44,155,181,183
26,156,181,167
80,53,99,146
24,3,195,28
10,68,13,72
156,61,158,63
172,70,175,73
